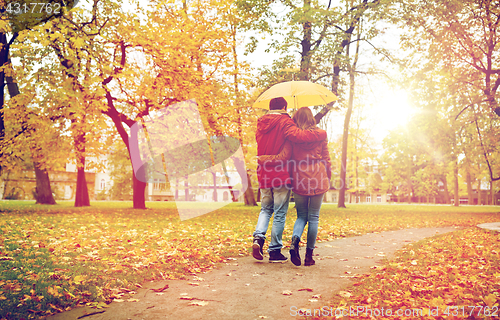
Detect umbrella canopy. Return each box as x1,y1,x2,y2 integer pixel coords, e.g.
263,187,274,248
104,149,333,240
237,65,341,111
252,80,338,109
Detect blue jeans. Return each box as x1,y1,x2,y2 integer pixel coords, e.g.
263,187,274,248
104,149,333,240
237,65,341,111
292,192,323,250
253,186,291,252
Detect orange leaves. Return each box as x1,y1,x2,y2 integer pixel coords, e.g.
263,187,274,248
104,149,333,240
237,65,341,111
72,275,87,285
484,294,497,308
328,228,500,319
3,281,22,292
1,203,500,319
47,285,62,298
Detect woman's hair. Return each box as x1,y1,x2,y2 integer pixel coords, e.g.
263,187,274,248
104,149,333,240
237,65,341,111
293,107,317,130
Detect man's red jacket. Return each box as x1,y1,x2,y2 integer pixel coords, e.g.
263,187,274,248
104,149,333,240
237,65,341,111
256,110,327,189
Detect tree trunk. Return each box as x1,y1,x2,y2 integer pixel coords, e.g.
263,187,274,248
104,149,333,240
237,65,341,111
453,157,459,206
233,153,256,206
74,130,90,207
132,172,147,209
338,92,353,208
1,34,56,204
104,92,147,209
442,176,451,204
490,181,493,205
478,180,482,205
337,60,357,208
313,1,372,124
244,172,257,206
407,154,412,204
75,167,90,206
34,163,56,205
230,21,257,207
466,168,473,205
299,0,312,81
0,33,7,146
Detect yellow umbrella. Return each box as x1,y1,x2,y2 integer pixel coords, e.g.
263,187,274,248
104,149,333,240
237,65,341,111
252,80,338,109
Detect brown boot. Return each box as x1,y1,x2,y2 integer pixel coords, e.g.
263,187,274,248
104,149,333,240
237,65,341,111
304,248,315,266
289,236,301,266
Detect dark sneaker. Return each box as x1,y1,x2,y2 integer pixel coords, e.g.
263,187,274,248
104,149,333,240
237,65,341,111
252,238,264,260
269,250,288,263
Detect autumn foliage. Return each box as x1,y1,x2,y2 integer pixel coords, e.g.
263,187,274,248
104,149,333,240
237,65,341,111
0,202,499,319
323,228,500,319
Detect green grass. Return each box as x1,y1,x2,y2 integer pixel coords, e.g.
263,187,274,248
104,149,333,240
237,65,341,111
0,201,499,319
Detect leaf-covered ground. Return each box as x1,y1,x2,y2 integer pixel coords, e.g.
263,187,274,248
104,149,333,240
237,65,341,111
0,201,498,319
319,228,500,320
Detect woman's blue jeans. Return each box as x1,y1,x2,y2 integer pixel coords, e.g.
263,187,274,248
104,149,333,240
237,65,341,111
292,192,324,250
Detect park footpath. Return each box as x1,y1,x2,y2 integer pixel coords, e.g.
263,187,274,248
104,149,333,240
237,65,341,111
47,227,465,320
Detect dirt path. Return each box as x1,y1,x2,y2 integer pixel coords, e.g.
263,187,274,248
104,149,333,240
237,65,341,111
46,227,459,320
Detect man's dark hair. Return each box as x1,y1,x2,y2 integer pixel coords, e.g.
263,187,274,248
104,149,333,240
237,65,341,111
269,97,287,110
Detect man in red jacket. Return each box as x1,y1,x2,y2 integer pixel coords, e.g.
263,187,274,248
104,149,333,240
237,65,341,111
252,97,327,262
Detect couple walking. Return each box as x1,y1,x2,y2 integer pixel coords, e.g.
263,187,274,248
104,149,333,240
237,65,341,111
252,97,331,266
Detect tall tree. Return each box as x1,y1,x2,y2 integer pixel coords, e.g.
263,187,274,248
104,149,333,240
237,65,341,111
1,1,80,204
238,0,386,118
98,0,250,208
399,0,500,181
208,1,258,205
337,25,361,207
8,6,111,207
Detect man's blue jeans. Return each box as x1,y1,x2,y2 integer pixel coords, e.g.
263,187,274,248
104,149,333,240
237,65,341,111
292,192,324,250
253,186,291,252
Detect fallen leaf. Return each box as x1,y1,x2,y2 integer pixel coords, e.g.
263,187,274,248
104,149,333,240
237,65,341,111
189,300,209,306
484,294,497,307
298,288,313,292
151,284,169,292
